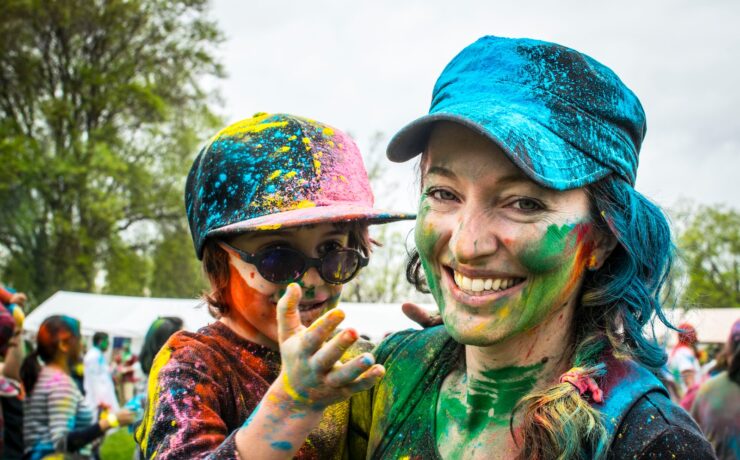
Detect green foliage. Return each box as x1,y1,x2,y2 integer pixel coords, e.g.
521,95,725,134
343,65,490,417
0,0,223,303
149,223,208,298
676,205,739,308
100,427,136,460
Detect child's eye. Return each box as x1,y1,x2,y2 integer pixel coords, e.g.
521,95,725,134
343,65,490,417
318,240,344,255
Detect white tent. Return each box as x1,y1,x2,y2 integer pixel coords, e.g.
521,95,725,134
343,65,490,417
23,291,428,350
25,291,738,350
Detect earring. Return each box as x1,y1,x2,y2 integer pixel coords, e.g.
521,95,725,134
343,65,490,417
587,255,599,271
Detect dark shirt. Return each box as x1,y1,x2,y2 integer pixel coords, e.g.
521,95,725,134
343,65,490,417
354,326,715,459
135,320,368,460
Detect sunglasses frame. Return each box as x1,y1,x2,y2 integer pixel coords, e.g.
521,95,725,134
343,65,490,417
219,241,369,285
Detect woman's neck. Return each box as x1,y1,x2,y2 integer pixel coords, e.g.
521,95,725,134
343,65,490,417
47,356,71,375
463,302,577,419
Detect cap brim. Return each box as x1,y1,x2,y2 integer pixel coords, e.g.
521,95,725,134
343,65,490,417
206,204,415,241
387,109,612,191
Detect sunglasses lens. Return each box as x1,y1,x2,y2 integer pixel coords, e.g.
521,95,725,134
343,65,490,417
321,250,361,284
258,248,305,283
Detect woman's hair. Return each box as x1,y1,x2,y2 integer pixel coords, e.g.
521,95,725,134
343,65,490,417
201,221,374,317
21,315,81,393
406,175,676,459
139,316,184,375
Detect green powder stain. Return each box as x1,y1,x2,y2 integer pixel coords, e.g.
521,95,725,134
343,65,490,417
519,223,575,273
512,223,580,332
437,362,544,447
415,200,446,311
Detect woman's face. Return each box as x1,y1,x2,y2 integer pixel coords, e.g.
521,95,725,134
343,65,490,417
222,223,350,345
416,123,609,346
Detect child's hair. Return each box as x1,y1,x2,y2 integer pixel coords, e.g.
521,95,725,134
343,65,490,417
201,221,374,317
139,316,184,375
21,315,81,393
406,176,675,459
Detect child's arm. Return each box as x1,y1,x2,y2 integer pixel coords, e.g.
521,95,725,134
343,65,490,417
234,283,384,460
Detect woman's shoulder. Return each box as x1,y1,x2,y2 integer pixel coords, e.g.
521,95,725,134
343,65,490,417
609,391,715,459
373,325,453,366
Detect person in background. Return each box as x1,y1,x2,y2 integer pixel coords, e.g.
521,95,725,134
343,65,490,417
126,318,184,422
83,332,119,416
21,315,134,459
138,317,184,378
691,319,740,460
669,323,703,393
0,285,26,459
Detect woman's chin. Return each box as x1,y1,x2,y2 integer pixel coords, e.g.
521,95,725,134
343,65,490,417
441,308,514,347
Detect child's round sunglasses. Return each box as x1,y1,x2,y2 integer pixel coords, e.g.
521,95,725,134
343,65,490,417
219,242,369,285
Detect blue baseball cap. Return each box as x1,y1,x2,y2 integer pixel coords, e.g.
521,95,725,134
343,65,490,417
387,36,646,190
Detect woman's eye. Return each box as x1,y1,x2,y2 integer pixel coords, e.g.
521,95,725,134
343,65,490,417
511,198,543,211
428,188,457,201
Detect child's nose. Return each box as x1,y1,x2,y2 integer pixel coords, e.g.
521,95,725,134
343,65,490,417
300,266,324,287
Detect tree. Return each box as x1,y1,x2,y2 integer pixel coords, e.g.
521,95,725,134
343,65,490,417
148,223,208,298
0,0,223,303
676,205,739,308
341,132,431,304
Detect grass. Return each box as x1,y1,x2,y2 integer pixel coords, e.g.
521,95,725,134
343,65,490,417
99,428,137,460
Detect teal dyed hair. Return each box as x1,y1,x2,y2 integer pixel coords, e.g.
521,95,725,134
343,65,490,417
579,176,674,368
515,176,676,460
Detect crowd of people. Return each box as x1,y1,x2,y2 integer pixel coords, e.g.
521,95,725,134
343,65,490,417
1,35,739,460
0,286,185,460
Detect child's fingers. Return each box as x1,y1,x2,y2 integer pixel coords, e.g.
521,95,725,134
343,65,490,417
302,308,346,353
277,283,303,343
309,328,358,372
343,364,385,394
324,352,377,388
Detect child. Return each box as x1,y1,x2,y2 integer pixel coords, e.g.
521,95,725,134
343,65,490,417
134,112,413,459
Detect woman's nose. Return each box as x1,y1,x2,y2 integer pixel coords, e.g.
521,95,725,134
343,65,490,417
450,210,498,263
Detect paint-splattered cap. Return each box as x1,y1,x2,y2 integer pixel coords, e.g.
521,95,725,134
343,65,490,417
186,113,415,259
387,36,646,190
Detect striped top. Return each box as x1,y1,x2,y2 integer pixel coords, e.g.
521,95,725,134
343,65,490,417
23,366,94,457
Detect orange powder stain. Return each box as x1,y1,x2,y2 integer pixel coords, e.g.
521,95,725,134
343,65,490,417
224,264,270,340
552,223,595,308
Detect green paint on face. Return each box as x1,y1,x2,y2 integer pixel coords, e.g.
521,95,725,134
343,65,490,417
512,223,583,332
519,223,575,273
415,200,446,311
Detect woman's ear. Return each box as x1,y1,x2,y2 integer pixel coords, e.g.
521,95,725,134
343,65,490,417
588,230,618,270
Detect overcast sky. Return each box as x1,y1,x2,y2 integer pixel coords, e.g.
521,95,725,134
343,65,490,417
208,0,738,215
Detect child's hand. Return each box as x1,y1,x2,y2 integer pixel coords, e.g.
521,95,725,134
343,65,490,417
275,283,384,412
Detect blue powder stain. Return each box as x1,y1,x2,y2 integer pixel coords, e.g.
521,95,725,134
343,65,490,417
271,441,293,451
219,173,227,181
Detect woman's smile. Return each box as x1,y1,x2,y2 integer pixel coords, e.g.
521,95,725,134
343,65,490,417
443,265,527,306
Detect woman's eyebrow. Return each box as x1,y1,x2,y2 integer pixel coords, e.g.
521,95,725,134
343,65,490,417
425,165,457,179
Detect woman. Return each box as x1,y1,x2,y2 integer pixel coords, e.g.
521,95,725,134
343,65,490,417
21,315,134,460
134,113,412,459
265,36,717,459
360,35,716,459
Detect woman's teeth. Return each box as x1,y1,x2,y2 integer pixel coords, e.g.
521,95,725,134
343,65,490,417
453,271,524,293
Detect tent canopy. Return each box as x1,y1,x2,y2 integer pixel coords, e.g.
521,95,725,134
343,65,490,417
24,291,738,349
23,291,427,348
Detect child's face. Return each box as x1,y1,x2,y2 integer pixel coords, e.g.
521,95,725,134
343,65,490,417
223,223,351,345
